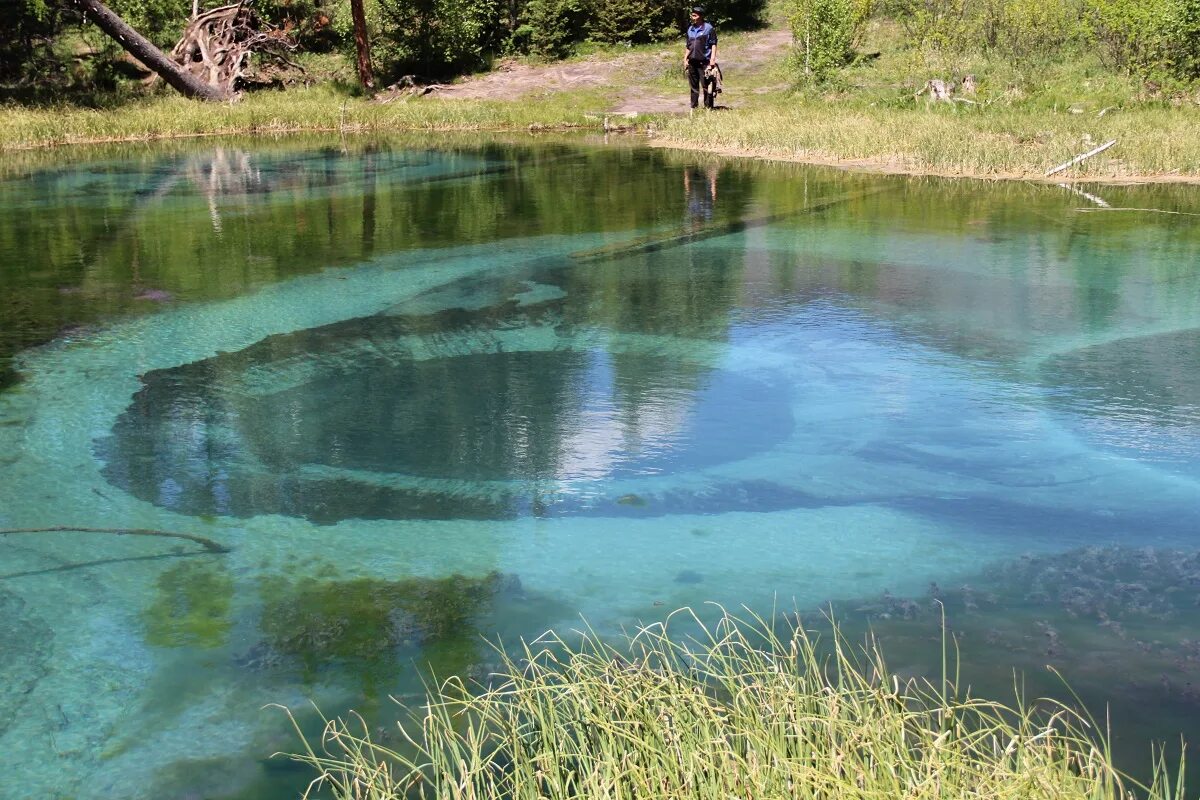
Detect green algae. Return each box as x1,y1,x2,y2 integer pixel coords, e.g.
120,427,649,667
258,571,514,669
143,562,234,649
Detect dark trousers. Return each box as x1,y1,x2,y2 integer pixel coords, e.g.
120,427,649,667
687,60,712,109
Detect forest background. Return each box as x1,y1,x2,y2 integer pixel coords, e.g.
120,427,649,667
5,0,1200,102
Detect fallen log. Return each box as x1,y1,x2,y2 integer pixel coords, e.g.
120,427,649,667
1045,139,1117,177
68,0,228,100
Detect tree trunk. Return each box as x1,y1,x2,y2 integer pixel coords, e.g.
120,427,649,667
349,0,374,93
69,0,229,100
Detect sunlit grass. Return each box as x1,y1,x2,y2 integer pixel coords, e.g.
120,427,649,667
648,18,1200,180
653,102,1200,179
0,84,608,151
281,608,1185,800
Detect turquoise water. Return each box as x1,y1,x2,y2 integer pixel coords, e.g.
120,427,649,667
1,138,1199,798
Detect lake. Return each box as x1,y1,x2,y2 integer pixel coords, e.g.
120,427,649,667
1,136,1198,798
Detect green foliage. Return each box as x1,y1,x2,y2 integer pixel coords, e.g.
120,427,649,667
892,0,1198,79
4,0,202,99
255,0,345,52
992,0,1086,59
0,0,71,91
959,0,1081,59
701,0,770,30
517,0,588,57
894,0,969,53
895,0,1085,60
591,0,676,44
787,0,870,81
373,0,501,76
1084,0,1200,81
107,0,190,45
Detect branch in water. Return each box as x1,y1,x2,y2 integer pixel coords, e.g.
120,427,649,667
0,526,230,554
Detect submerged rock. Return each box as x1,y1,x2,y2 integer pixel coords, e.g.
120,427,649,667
812,545,1200,734
0,590,52,735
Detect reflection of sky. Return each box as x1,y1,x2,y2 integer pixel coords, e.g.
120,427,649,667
556,351,623,481
99,328,792,515
555,350,692,481
1060,404,1200,470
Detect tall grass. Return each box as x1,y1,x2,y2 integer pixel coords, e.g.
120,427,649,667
281,608,1185,799
0,85,608,151
645,16,1200,180
654,102,1200,179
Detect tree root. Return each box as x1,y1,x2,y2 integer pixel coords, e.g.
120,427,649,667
0,526,230,554
169,3,298,97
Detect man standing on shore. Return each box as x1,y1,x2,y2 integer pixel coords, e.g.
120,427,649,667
684,6,718,110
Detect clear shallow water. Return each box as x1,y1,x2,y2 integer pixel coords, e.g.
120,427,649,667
1,137,1199,798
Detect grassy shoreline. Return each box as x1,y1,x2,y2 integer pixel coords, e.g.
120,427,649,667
5,85,1200,183
0,87,603,149
652,103,1200,183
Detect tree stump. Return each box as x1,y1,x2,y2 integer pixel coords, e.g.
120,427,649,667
926,79,953,102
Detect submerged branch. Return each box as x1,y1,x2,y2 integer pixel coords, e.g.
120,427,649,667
1075,207,1200,217
571,186,894,263
1,550,210,580
0,526,231,554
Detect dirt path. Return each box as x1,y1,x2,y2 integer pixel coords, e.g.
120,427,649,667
611,28,791,114
384,28,792,115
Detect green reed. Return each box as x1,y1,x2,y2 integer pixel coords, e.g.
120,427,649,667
281,607,1185,800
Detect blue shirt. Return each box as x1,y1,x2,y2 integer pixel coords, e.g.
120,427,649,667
686,22,716,62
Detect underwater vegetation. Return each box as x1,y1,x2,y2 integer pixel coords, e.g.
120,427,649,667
143,562,234,649
252,571,522,679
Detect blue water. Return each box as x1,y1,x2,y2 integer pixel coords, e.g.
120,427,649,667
0,138,1198,798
